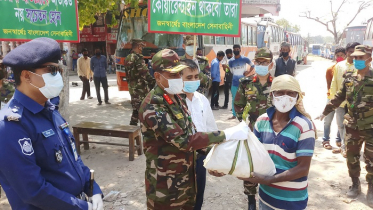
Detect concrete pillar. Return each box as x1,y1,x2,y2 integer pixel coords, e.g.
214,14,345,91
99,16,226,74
1,41,10,57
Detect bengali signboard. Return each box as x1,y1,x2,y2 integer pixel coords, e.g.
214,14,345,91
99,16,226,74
0,0,79,42
148,0,242,37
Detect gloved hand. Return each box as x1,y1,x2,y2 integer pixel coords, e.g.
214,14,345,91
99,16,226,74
315,113,325,121
92,194,104,210
224,122,249,141
87,202,93,210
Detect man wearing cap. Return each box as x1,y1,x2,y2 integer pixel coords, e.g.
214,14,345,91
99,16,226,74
77,48,93,100
234,47,274,210
181,35,212,96
0,61,15,109
139,49,249,210
0,38,104,210
274,42,297,77
318,45,373,206
124,38,155,126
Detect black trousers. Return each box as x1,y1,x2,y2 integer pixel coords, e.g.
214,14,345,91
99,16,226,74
224,82,231,107
79,76,91,99
93,76,109,103
210,81,220,107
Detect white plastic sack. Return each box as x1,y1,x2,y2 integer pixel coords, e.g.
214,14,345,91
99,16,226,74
204,130,276,178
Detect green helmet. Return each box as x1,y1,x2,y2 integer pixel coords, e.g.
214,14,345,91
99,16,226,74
152,49,187,73
255,47,273,61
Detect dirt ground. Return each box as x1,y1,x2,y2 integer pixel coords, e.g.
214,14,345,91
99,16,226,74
1,56,372,210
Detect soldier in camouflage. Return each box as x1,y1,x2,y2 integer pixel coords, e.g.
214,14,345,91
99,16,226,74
319,45,373,207
139,49,249,210
124,39,156,126
0,62,15,108
234,47,274,210
180,35,212,96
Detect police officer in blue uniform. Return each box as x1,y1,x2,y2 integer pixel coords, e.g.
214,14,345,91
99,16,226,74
0,37,104,210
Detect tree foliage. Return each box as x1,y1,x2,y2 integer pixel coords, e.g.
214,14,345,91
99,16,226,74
275,18,301,33
300,0,372,44
78,0,121,30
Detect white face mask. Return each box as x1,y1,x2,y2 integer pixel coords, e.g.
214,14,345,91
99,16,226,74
160,74,184,95
29,72,64,99
272,93,298,113
185,46,194,56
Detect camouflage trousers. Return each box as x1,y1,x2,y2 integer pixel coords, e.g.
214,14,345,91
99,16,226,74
130,93,145,125
146,198,195,210
345,127,373,184
244,181,258,195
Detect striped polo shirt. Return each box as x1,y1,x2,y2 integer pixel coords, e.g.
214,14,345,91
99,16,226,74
254,107,315,210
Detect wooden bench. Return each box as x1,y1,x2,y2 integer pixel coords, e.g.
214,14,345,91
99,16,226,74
72,122,143,161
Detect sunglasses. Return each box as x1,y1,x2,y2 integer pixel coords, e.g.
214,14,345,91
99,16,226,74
34,65,62,76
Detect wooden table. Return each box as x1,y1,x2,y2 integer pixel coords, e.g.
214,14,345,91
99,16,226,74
72,122,142,161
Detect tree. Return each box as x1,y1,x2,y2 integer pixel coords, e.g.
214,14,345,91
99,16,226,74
276,18,301,33
78,0,121,30
300,0,372,44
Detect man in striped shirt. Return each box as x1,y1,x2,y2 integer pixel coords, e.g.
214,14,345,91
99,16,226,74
239,75,315,210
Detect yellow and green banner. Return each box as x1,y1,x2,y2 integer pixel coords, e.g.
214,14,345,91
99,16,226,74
148,0,242,37
0,0,79,42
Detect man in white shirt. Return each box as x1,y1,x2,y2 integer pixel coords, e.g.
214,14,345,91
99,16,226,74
180,59,218,210
77,48,93,100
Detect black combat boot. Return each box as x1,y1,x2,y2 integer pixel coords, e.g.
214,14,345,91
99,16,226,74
248,195,256,210
367,183,373,208
346,177,361,198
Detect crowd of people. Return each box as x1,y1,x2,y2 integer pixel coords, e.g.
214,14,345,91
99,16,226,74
0,36,372,210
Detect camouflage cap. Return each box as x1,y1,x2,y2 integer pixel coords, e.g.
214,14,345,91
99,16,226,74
351,45,372,56
185,35,194,46
255,47,273,61
152,49,188,73
130,38,145,46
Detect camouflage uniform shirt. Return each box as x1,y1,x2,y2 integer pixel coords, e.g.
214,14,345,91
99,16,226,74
234,75,273,126
139,86,225,209
0,79,15,107
124,52,155,96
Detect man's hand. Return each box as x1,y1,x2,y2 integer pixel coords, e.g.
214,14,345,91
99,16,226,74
208,170,225,177
92,194,104,210
315,114,325,121
243,71,250,77
238,172,275,185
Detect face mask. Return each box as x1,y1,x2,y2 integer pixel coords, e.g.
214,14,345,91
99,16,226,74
272,93,298,113
185,46,194,56
255,64,271,76
160,74,184,95
336,57,344,63
353,59,368,70
29,72,64,99
233,51,240,56
281,52,289,57
183,80,200,93
95,52,101,56
83,53,88,57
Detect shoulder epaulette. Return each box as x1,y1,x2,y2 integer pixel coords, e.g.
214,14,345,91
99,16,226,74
0,100,23,122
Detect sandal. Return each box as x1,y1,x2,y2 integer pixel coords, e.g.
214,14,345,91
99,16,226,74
336,142,342,147
332,148,341,154
322,141,332,150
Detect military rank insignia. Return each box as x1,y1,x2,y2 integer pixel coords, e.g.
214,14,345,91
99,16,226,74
175,113,184,119
163,94,174,105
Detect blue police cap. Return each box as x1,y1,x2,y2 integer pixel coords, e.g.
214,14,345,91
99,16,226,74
3,37,61,69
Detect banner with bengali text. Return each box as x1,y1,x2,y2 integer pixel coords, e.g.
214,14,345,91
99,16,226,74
148,0,242,37
0,0,79,42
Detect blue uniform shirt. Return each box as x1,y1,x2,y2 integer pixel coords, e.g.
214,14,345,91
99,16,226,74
90,55,107,78
0,90,102,210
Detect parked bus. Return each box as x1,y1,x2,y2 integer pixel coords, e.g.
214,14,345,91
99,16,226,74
340,25,367,47
257,17,284,58
285,31,306,64
364,18,373,47
311,44,321,56
202,18,258,63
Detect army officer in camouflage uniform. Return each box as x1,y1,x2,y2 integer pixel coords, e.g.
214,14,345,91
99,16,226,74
139,49,249,210
234,47,274,210
318,45,373,207
0,62,15,109
124,39,156,126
